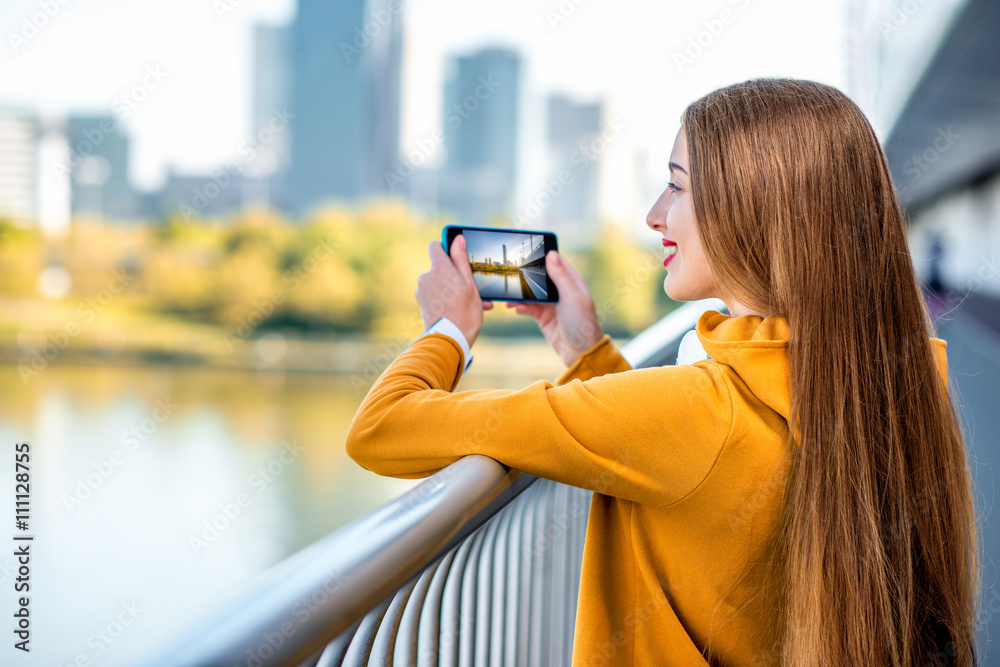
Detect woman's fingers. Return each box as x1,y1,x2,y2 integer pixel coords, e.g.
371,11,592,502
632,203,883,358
545,250,587,297
428,240,450,267
505,300,553,322
552,251,591,295
449,235,476,284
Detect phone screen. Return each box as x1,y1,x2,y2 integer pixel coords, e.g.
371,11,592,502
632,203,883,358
442,225,559,303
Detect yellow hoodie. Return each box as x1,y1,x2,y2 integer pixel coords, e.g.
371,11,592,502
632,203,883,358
345,310,949,666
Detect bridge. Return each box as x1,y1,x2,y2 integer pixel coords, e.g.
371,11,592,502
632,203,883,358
518,236,548,299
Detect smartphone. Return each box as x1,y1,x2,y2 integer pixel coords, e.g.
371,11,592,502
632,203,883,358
442,225,559,303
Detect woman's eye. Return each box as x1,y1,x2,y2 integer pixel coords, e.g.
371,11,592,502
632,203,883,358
666,181,680,193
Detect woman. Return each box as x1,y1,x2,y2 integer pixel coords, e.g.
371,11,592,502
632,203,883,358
346,77,979,666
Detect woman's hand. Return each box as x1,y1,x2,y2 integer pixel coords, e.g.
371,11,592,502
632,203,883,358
416,234,492,348
506,250,604,367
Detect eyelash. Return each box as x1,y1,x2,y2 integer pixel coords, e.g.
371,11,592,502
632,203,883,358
666,181,680,193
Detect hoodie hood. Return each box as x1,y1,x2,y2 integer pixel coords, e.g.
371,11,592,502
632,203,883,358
694,309,949,428
696,310,793,423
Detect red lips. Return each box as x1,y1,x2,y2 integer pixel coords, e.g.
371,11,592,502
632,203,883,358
662,238,677,267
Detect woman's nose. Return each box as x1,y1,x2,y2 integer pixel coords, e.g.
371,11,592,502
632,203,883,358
646,203,665,232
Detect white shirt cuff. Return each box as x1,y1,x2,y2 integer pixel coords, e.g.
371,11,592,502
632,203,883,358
420,317,474,373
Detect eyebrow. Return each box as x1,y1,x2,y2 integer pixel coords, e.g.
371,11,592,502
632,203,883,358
668,162,688,175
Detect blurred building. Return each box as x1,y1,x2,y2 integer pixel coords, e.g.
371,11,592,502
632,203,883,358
283,0,403,216
65,114,136,221
363,0,404,201
437,47,521,228
249,23,292,211
0,107,40,221
543,93,603,246
871,0,1000,302
152,169,272,220
841,0,967,139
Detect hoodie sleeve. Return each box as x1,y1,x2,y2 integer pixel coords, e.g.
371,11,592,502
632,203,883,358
345,332,733,507
555,333,634,385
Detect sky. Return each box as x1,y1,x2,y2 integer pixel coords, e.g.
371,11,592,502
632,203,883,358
0,0,857,230
463,229,545,266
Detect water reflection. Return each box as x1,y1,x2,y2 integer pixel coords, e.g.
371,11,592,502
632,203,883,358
0,363,515,665
0,342,564,665
473,271,516,299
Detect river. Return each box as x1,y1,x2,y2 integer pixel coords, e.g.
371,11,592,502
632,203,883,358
0,351,559,666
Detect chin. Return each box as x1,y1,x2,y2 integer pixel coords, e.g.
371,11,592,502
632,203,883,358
663,275,703,303
663,276,688,301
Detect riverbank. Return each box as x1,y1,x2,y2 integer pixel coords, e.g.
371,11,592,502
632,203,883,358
0,296,569,383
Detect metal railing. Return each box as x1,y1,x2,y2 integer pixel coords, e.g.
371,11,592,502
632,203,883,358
136,298,726,667
314,474,591,667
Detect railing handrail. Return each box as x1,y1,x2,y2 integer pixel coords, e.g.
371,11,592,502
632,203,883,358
133,297,726,667
135,456,533,666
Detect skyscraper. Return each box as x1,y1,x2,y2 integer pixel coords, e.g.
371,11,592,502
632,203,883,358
363,0,403,200
545,94,602,245
0,107,39,221
65,114,135,221
284,0,403,216
438,48,521,228
250,23,291,210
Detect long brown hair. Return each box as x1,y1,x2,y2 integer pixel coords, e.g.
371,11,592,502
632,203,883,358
681,78,979,666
